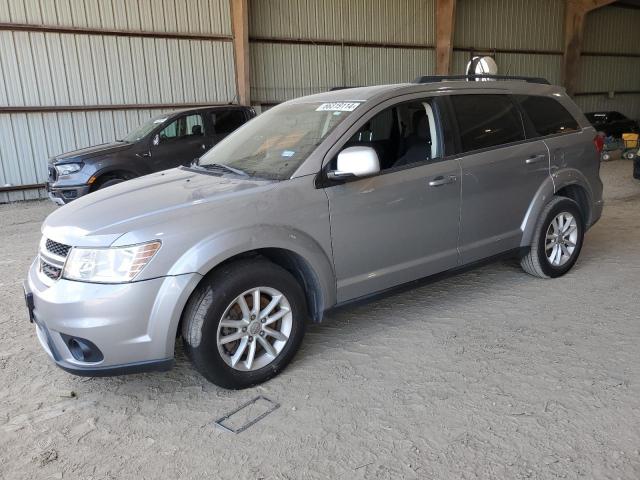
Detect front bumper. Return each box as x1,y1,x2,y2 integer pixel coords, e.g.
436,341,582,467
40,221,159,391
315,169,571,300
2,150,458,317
26,258,202,376
46,183,91,205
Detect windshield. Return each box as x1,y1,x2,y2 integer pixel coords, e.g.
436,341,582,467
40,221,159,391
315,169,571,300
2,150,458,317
121,113,170,142
197,101,361,180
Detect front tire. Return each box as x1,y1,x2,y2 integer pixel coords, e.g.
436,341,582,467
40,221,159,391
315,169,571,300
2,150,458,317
182,259,307,389
96,177,126,190
521,197,585,278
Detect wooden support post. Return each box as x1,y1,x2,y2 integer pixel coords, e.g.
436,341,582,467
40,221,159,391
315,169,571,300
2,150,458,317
436,0,456,75
230,0,250,105
562,0,615,96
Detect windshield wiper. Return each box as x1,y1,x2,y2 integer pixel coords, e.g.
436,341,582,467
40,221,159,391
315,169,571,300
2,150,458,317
196,163,248,176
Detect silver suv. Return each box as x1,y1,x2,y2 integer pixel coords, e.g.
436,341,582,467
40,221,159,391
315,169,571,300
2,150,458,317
24,76,604,389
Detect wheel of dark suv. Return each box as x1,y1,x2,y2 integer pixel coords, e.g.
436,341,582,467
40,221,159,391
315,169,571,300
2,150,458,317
181,259,307,389
96,177,126,190
520,197,585,278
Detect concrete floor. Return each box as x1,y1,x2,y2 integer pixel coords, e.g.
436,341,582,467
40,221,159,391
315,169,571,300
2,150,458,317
1,160,639,480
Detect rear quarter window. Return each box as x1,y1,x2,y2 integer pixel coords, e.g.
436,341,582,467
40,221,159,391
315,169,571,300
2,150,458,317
516,95,579,137
450,94,525,152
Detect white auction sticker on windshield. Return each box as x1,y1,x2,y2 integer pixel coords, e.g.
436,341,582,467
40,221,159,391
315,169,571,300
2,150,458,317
316,102,360,112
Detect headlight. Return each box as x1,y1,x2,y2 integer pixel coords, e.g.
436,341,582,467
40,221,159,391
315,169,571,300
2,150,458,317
63,241,162,283
55,163,83,175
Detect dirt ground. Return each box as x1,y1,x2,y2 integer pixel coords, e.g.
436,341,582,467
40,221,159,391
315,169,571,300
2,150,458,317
0,159,639,480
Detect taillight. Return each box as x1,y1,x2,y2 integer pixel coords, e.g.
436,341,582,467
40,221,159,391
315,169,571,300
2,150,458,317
594,134,604,154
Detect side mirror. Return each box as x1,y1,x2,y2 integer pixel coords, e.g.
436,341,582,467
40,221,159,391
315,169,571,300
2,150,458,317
152,134,160,146
328,146,380,180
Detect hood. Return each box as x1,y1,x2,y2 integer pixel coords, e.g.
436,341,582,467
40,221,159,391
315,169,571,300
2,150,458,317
42,168,276,246
50,141,132,164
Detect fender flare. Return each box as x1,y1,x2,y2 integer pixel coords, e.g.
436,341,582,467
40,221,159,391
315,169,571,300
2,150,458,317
167,224,337,315
520,168,594,247
90,165,146,187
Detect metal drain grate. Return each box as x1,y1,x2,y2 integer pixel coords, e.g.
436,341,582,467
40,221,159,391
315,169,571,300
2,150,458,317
214,396,280,434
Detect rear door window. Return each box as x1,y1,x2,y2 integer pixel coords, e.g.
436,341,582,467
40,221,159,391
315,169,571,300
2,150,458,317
516,95,579,137
450,94,525,152
213,110,246,134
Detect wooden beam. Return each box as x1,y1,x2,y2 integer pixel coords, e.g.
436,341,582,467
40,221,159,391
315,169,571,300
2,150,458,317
0,183,45,193
436,0,456,75
578,0,617,11
562,0,615,96
0,103,230,114
0,22,232,42
230,0,250,106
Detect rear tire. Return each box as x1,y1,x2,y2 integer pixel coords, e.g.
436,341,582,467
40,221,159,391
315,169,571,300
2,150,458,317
520,197,585,278
182,259,307,389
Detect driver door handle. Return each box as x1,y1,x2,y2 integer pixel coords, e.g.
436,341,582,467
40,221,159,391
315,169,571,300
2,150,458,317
136,152,151,158
428,175,457,187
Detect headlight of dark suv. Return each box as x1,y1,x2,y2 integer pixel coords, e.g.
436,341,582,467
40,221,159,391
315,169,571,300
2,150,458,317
55,163,83,176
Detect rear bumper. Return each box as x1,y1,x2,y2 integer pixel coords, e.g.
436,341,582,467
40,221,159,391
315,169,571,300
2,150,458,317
26,258,202,376
589,199,604,228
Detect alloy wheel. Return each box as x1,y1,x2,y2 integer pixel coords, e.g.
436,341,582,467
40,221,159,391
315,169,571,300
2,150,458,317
545,212,578,267
216,287,292,371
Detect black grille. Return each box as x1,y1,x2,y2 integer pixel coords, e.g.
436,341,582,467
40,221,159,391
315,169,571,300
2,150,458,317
41,259,62,280
46,239,71,258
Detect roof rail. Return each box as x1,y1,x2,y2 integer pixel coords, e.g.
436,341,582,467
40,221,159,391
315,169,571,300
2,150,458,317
414,74,550,85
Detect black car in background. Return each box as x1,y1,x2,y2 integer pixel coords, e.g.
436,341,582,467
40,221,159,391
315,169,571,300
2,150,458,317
585,111,639,138
47,105,256,205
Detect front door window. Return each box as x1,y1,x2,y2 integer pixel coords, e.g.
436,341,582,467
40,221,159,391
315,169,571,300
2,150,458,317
159,114,205,142
337,100,441,172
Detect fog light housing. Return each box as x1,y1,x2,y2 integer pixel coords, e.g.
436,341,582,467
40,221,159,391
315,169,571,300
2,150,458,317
62,190,78,199
61,334,104,363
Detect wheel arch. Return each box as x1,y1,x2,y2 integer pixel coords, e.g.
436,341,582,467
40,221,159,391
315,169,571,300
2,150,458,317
168,226,336,353
211,247,328,323
555,184,591,226
521,169,595,247
89,167,139,191
172,245,330,357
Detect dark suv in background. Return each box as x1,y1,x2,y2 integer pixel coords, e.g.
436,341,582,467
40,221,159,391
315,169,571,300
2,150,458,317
585,111,639,138
47,105,255,204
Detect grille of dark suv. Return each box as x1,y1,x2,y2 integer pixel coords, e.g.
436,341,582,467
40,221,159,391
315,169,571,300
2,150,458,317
41,259,62,280
45,239,71,258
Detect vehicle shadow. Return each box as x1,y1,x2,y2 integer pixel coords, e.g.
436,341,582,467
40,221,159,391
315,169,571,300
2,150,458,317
296,259,528,362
